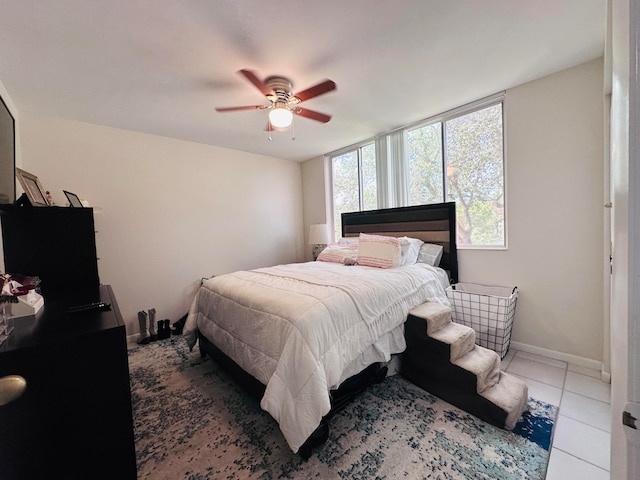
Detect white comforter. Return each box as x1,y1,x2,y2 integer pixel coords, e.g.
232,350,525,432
183,261,450,453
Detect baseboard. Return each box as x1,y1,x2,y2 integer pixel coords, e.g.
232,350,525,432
126,333,140,348
510,341,610,383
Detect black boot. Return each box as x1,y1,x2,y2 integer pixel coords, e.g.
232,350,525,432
158,319,170,339
171,313,187,335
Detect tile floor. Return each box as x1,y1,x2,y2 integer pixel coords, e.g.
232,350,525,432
501,350,611,480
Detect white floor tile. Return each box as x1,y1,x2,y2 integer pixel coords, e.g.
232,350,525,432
552,415,610,471
546,448,610,480
514,374,563,406
564,371,611,404
506,356,566,388
560,391,611,432
519,352,615,480
501,349,516,370
515,351,568,370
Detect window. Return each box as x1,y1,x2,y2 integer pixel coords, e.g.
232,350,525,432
445,104,504,247
407,122,444,206
331,143,376,240
407,103,505,247
329,96,505,248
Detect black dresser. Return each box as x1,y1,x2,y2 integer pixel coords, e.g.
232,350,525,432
0,285,137,479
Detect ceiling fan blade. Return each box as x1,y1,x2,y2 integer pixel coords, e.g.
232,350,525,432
238,69,274,97
294,107,332,123
293,79,336,102
215,105,264,112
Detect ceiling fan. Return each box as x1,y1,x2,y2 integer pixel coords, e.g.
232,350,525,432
215,69,336,129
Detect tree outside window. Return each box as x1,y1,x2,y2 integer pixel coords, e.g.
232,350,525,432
445,104,504,246
407,122,444,206
407,103,505,247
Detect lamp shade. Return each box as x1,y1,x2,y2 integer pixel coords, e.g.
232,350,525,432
308,224,329,245
269,107,293,128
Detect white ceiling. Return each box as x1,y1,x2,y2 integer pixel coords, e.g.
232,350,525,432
0,0,606,162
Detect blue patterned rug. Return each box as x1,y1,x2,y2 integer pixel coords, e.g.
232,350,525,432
129,337,557,480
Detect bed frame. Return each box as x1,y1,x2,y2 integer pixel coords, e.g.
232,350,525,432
197,202,458,458
341,201,458,283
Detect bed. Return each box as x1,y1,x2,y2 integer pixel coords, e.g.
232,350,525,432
183,202,458,458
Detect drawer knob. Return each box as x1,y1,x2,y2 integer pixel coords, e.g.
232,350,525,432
0,375,27,406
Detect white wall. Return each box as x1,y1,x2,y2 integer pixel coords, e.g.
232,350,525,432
465,58,605,362
301,155,328,261
303,58,605,364
16,113,304,339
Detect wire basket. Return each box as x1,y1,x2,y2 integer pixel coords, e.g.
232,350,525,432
445,283,518,359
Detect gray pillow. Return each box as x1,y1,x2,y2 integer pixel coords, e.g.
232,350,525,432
417,243,443,266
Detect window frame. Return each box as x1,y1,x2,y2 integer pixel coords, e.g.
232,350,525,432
328,140,376,241
327,92,507,250
405,99,507,249
447,100,507,250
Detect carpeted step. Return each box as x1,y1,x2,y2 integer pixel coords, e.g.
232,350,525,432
452,345,501,393
430,322,476,362
403,301,528,430
408,302,452,336
402,312,529,430
480,372,529,430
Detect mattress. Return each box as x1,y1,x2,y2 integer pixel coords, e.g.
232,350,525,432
183,260,450,453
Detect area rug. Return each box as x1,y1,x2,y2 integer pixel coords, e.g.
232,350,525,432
129,337,557,480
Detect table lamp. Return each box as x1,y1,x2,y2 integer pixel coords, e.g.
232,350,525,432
308,224,329,260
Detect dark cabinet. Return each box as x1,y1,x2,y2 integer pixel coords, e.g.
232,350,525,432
0,205,100,303
0,285,137,479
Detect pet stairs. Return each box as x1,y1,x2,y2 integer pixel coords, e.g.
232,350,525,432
401,302,528,430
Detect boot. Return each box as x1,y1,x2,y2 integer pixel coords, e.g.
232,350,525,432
148,308,158,341
157,318,170,339
137,311,150,345
171,313,187,335
162,319,170,339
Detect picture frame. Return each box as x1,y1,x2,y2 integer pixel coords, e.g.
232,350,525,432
63,190,84,208
15,168,49,207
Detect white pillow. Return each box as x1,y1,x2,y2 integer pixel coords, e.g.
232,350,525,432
398,236,424,266
317,243,359,264
337,237,359,244
417,243,444,266
357,233,402,268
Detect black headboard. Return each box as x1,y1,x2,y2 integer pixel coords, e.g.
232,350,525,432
341,202,458,283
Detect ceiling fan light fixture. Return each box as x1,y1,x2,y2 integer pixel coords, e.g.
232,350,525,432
269,106,293,128
216,70,336,131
